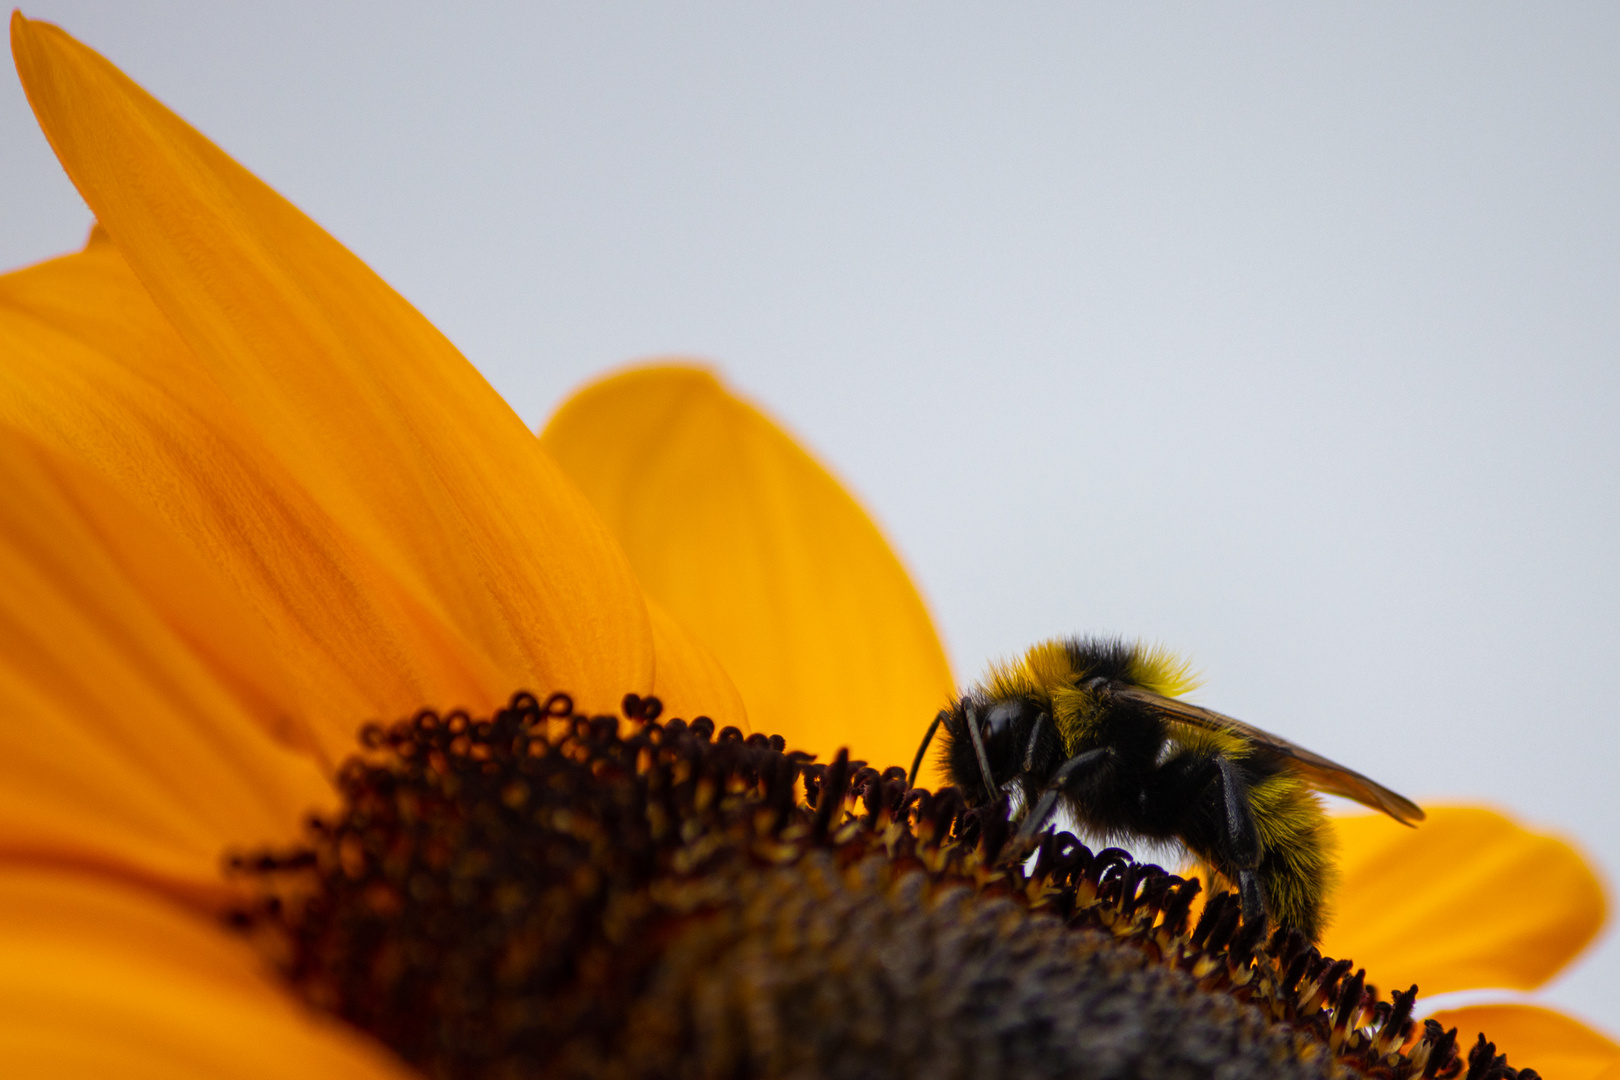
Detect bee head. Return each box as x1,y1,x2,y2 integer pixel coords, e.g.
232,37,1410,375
942,695,1052,804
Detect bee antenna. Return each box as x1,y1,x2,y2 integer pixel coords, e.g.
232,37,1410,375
907,710,947,789
963,700,999,803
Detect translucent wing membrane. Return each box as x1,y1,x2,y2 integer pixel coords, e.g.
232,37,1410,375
1111,686,1426,826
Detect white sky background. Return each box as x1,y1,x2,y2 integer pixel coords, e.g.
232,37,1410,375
6,1,1619,1031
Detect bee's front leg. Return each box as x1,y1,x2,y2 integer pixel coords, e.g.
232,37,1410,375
999,746,1114,864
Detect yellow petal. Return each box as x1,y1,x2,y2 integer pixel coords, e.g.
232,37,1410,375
1426,1005,1620,1080
0,866,415,1080
0,226,510,764
0,423,332,901
541,365,955,772
1321,807,1607,994
645,597,748,730
12,15,653,719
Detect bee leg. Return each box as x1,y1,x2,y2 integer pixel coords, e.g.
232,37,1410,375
1021,712,1050,773
1004,746,1113,860
1213,755,1267,928
907,710,948,789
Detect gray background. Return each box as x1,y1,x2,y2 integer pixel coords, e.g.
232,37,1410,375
6,3,1617,1030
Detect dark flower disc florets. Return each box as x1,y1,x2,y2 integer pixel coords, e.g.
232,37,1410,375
228,692,1535,1080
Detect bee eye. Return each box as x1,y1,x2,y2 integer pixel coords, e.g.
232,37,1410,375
982,701,1025,756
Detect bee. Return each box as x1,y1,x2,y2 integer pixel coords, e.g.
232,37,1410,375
908,637,1424,942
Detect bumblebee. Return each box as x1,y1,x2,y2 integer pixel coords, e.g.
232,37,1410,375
909,637,1424,942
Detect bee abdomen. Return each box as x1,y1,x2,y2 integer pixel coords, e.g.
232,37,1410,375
1252,777,1339,942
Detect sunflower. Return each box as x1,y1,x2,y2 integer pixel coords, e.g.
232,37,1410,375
543,366,1620,1079
1,13,1614,1079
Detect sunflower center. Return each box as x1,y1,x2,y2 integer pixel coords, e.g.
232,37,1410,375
229,692,1532,1080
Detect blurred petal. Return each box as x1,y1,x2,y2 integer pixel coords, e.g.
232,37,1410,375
1322,807,1607,994
541,365,954,771
1427,1005,1620,1080
646,598,749,730
0,423,331,901
12,15,654,719
0,866,415,1080
0,227,510,763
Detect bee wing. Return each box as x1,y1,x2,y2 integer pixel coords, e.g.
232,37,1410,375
1111,685,1426,826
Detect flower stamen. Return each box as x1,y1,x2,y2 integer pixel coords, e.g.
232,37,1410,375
228,692,1541,1080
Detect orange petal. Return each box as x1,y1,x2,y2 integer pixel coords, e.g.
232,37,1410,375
0,422,332,902
541,365,955,771
12,15,653,718
1426,1005,1620,1080
1321,806,1607,994
646,598,749,730
0,226,513,764
0,866,415,1080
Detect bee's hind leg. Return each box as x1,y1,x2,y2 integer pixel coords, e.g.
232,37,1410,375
1212,755,1268,929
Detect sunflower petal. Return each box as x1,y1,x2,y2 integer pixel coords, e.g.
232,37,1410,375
11,14,653,718
646,597,748,730
1322,806,1607,994
1426,1005,1620,1080
0,866,415,1080
541,365,955,771
0,227,512,763
0,423,332,900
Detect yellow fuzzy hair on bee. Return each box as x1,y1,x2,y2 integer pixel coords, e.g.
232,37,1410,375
920,636,1418,941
